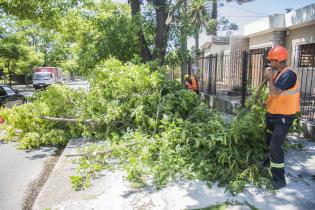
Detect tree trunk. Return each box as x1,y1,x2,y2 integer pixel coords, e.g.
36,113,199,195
129,0,140,16
180,0,188,84
194,30,200,68
194,12,201,53
25,74,28,85
154,0,169,65
211,0,218,36
194,30,199,53
44,50,48,66
129,0,152,62
7,59,12,87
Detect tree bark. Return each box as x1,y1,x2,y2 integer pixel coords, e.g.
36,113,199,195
194,29,200,68
129,0,140,16
194,30,199,53
129,0,152,62
7,59,12,87
154,0,169,65
211,0,218,36
180,0,188,83
41,116,96,124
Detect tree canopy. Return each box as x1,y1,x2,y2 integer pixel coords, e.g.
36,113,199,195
0,0,254,77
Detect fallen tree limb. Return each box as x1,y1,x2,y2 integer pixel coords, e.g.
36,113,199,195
235,78,268,120
41,116,95,125
66,142,139,157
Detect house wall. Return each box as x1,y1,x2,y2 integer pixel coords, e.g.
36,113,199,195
244,17,271,36
230,36,249,51
249,33,273,49
203,44,230,56
285,3,315,28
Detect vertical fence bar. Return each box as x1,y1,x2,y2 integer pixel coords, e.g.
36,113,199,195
248,52,252,89
303,66,308,119
261,53,265,83
214,53,218,95
310,67,315,121
188,58,191,75
241,51,248,107
199,57,204,91
307,67,313,120
208,55,212,93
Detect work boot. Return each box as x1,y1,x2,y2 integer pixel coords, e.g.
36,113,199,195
272,179,286,190
271,168,287,190
271,167,286,190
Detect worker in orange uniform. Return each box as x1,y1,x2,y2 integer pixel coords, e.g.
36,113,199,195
184,73,199,94
264,45,300,190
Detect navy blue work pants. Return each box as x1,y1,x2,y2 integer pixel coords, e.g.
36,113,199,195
266,116,293,182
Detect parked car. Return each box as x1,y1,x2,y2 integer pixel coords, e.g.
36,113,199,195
0,85,26,108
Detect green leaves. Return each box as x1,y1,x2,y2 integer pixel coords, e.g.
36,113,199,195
0,85,83,148
76,2,141,71
70,59,271,193
1,58,272,193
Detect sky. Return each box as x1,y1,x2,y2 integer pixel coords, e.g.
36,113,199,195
218,0,315,35
114,0,314,35
114,0,314,45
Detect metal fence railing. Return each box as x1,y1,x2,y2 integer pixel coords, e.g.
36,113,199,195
296,67,315,121
184,49,315,122
196,50,264,105
292,46,315,122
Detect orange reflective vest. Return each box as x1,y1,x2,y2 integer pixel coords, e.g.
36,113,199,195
266,67,300,115
191,76,199,92
185,76,199,92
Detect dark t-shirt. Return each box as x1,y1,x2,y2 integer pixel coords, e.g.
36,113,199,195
275,69,297,91
268,69,297,120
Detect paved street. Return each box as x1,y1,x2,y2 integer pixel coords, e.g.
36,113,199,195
13,80,90,98
0,81,88,210
0,141,57,210
65,80,89,91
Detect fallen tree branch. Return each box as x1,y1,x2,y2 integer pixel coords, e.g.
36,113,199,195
66,142,139,157
41,116,95,125
152,87,166,136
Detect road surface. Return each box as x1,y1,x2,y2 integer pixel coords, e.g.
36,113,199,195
0,81,88,210
0,140,57,210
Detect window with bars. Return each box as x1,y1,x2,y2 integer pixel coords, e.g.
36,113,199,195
298,43,315,67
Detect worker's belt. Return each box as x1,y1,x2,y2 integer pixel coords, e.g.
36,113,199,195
266,115,295,126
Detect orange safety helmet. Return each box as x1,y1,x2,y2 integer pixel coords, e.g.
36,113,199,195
267,45,288,61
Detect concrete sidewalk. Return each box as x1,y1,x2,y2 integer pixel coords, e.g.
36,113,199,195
34,136,315,210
